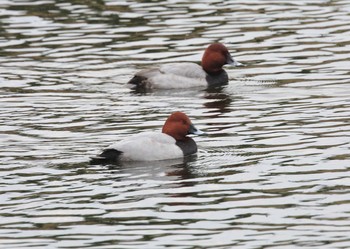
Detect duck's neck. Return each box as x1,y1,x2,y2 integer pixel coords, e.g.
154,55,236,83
175,137,197,156
205,70,229,86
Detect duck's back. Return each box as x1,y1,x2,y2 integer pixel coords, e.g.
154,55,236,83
159,63,206,78
129,63,208,89
107,132,184,161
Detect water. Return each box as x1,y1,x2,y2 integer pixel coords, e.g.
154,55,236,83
1,0,350,248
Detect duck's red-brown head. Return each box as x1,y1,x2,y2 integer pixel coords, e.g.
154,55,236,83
201,43,240,74
162,112,203,141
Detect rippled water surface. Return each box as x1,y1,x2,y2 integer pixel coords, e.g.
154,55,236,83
1,0,350,248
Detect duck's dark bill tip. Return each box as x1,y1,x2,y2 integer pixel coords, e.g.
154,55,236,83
189,124,206,136
192,129,206,135
232,60,244,67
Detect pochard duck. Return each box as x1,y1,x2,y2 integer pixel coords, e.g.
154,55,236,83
128,43,242,89
91,112,204,163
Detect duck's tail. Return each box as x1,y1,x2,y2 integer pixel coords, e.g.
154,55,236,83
90,149,122,164
127,75,149,88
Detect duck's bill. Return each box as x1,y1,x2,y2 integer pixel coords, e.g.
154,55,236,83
189,124,206,135
231,60,244,67
227,54,244,67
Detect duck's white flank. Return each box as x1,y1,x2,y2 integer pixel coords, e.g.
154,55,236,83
107,132,183,161
136,62,208,89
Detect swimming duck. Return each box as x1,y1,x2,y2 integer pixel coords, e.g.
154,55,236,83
128,43,242,89
91,112,204,163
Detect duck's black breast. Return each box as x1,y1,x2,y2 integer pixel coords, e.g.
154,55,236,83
206,70,229,86
176,137,198,156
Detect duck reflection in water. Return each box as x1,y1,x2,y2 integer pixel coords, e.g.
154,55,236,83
96,154,200,189
203,86,233,114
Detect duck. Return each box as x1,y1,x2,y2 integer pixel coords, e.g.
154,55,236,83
91,112,204,163
127,43,242,89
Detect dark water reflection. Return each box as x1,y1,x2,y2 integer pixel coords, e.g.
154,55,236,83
1,0,350,248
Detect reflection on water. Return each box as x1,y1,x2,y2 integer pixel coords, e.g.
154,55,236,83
1,0,350,248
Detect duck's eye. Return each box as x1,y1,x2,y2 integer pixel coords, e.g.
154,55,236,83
182,120,187,125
